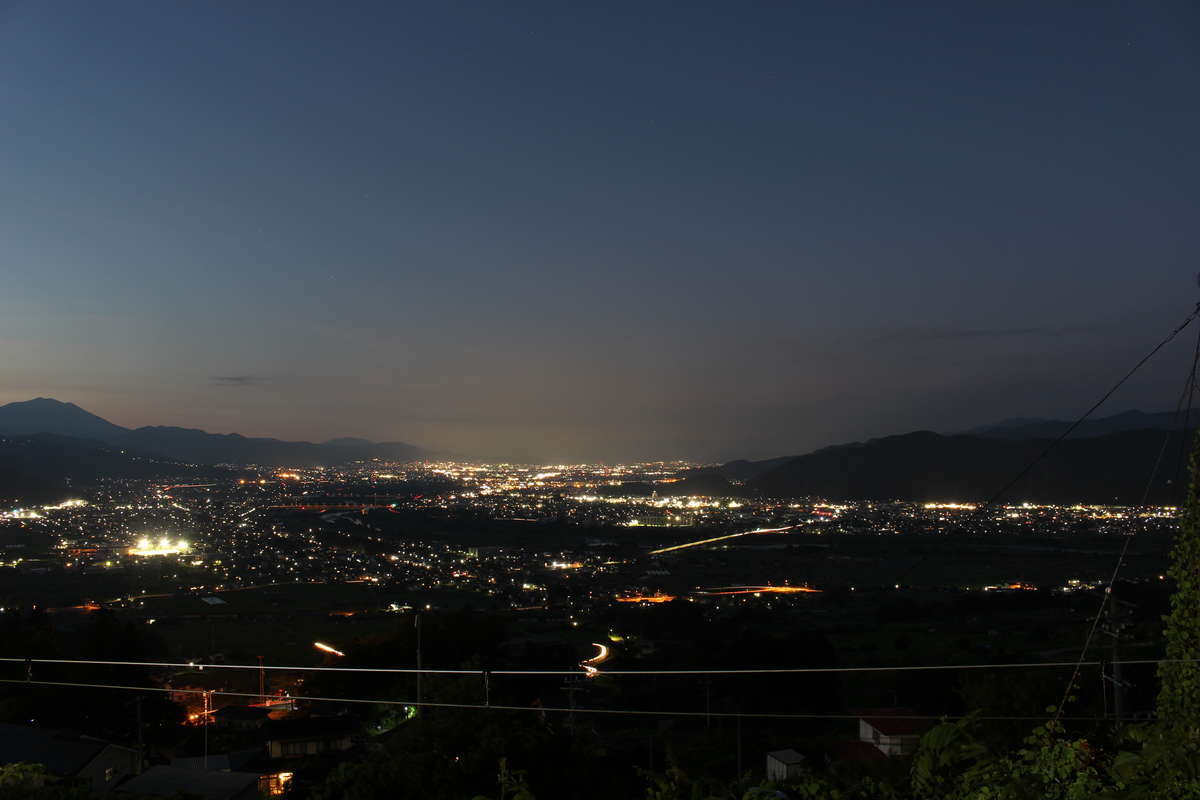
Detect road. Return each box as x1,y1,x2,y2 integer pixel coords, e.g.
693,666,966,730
580,642,611,678
648,525,798,555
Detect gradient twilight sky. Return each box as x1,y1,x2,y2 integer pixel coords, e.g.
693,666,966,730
2,2,1199,462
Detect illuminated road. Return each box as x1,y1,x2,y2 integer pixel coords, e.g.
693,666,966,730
270,504,388,511
615,593,675,603
580,642,611,678
695,585,821,595
648,525,798,555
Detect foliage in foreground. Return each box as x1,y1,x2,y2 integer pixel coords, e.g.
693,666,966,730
0,763,96,800
569,711,1200,799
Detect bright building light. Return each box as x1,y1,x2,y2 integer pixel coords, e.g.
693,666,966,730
129,537,190,556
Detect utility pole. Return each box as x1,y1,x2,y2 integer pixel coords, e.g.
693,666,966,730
562,681,583,732
257,656,266,706
1101,595,1133,722
415,613,422,719
135,696,144,774
1111,599,1124,722
202,691,210,770
736,714,742,778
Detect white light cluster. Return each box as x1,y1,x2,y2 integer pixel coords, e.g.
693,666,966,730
129,537,190,556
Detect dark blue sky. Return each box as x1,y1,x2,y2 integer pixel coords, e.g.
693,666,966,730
3,1,1199,461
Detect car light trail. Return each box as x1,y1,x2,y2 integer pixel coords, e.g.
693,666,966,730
615,593,676,603
648,525,797,555
313,642,346,657
580,642,610,678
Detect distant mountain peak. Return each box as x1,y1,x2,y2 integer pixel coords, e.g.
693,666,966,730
18,397,87,411
0,398,129,441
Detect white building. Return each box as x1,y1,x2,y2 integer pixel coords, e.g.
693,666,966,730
858,716,928,756
765,749,806,782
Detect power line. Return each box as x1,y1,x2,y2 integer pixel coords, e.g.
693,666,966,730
0,676,1109,723
1136,361,1197,509
980,302,1200,511
0,657,480,676
1053,314,1200,721
498,661,1090,676
2,655,1196,678
1168,322,1200,497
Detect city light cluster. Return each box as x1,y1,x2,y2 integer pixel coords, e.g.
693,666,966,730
129,536,190,556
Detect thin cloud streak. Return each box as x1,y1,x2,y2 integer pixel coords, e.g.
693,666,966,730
879,325,1100,343
918,326,1049,340
211,375,269,387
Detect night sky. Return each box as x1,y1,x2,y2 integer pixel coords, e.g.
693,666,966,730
3,2,1199,462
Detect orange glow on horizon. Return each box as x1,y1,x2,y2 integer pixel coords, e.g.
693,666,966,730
615,593,676,603
699,585,821,596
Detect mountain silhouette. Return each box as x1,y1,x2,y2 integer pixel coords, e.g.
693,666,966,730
0,398,423,467
721,425,1193,504
966,409,1182,440
0,433,219,505
0,398,129,441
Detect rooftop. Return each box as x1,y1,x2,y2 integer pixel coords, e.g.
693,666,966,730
119,765,260,800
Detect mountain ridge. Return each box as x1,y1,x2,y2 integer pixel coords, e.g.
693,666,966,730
965,409,1180,440
3,400,1189,503
0,432,225,505
695,409,1192,503
0,398,424,467
0,397,130,441
742,427,1189,504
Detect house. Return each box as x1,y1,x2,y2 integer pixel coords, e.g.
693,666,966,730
0,723,138,794
213,704,270,730
262,716,356,759
765,749,806,782
117,765,261,800
170,749,260,773
858,714,931,756
170,750,294,797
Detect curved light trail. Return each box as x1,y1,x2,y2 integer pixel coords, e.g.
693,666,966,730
580,642,610,678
